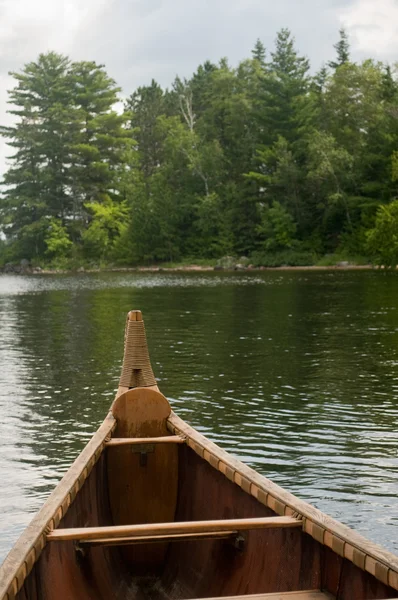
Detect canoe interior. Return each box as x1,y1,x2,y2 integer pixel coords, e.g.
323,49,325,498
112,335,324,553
15,442,396,600
6,310,398,600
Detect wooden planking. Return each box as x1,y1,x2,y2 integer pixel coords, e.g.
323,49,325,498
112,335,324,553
78,531,239,547
0,412,116,600
47,516,302,542
107,387,178,569
105,435,184,446
17,452,142,600
335,557,395,600
167,411,398,591
192,593,334,600
161,445,322,599
193,593,334,600
3,303,397,599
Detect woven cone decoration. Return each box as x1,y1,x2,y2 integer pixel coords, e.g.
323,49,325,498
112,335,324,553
119,311,157,388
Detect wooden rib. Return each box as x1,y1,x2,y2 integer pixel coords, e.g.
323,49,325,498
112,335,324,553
79,530,239,547
167,411,398,589
0,412,116,600
105,435,184,446
191,593,334,600
47,516,302,542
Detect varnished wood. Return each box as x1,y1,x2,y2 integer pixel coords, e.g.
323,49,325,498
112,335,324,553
128,310,142,322
196,593,334,600
47,516,302,541
78,531,239,547
2,308,398,600
116,309,159,396
105,435,184,446
0,413,116,600
116,384,160,397
168,411,398,581
161,443,323,599
107,387,178,569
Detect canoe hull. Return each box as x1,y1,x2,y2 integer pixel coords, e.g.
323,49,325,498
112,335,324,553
8,425,397,600
2,310,398,600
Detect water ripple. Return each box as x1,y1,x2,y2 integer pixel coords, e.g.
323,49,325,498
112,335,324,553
1,270,398,563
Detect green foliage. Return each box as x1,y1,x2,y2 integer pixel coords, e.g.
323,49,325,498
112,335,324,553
366,201,398,268
1,34,398,269
329,29,350,69
257,201,297,251
257,29,312,147
392,151,398,182
316,253,369,266
307,130,354,229
12,218,50,260
195,192,232,257
82,197,128,259
249,249,315,267
0,53,74,237
252,39,267,66
45,219,72,259
0,52,132,262
248,137,303,225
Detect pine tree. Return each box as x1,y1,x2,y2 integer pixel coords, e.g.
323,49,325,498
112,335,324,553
257,29,311,146
126,80,166,181
329,28,350,69
312,65,328,95
381,65,398,102
0,52,75,257
251,39,267,68
69,61,131,216
311,65,329,130
0,54,131,261
249,30,312,232
186,62,218,119
2,31,398,267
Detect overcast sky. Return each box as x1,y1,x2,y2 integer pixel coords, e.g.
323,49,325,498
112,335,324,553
0,0,397,173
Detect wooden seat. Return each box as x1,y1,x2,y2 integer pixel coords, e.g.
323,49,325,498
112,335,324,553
189,592,334,600
47,516,302,544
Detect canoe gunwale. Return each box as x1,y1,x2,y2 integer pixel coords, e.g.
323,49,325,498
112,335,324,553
167,411,398,591
2,406,398,597
0,412,116,600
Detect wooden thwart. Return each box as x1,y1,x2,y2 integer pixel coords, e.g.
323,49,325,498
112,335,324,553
47,516,302,542
190,592,334,600
105,435,185,447
78,531,239,547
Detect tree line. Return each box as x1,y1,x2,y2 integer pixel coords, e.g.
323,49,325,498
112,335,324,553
1,29,398,268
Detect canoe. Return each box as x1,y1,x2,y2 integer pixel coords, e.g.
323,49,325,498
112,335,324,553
1,311,398,600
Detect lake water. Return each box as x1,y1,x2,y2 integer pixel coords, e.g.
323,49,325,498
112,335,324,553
1,269,398,563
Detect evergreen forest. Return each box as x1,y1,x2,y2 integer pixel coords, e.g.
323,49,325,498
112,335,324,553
1,29,398,269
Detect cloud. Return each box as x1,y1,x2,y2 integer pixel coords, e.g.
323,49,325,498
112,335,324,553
340,0,398,59
80,0,341,90
0,1,105,72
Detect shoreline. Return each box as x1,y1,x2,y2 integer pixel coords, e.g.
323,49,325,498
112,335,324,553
0,263,376,275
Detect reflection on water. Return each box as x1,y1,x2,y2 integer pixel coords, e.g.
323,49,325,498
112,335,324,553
1,270,398,562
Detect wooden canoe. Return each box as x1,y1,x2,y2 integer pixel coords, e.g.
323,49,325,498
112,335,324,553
1,310,398,600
